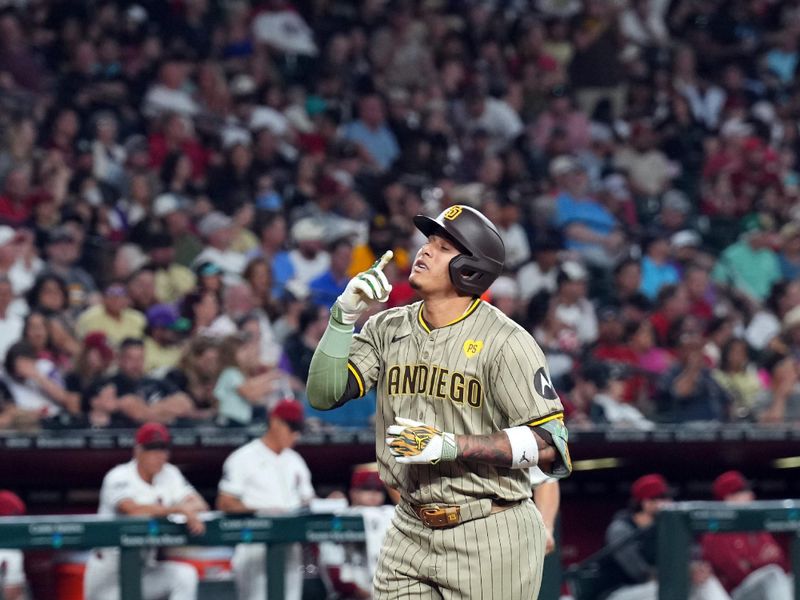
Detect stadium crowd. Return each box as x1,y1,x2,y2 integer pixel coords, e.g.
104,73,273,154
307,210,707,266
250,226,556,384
1,0,800,432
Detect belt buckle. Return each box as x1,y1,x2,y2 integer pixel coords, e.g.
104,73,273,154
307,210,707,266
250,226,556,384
419,504,461,528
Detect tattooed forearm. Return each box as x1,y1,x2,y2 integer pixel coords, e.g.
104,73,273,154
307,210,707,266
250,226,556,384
457,431,512,466
456,430,558,467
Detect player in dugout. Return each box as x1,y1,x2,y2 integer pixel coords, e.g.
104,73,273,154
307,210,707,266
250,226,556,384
308,204,572,599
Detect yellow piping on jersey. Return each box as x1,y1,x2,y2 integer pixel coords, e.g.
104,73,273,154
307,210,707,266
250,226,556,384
526,412,564,428
417,297,482,333
347,362,365,398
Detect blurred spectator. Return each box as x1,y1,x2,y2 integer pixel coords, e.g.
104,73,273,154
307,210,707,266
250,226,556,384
194,212,247,283
349,213,410,278
585,362,654,430
65,332,114,416
3,341,79,421
143,304,189,376
657,332,731,423
553,261,598,345
76,282,146,345
342,93,399,172
702,471,793,599
0,276,23,360
272,218,330,297
518,231,563,302
126,268,157,313
164,336,221,422
214,333,282,426
615,121,676,200
152,194,203,267
649,284,690,346
603,474,729,600
713,338,768,422
310,238,353,308
640,234,680,300
285,304,332,382
181,289,234,338
147,233,197,303
531,86,591,154
41,226,98,312
711,216,782,305
456,87,524,153
777,222,800,280
551,156,624,268
86,338,193,426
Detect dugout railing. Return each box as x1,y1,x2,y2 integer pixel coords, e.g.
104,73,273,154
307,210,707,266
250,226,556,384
566,500,800,600
0,511,365,600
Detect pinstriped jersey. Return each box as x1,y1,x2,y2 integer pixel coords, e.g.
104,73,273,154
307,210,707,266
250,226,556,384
347,298,564,505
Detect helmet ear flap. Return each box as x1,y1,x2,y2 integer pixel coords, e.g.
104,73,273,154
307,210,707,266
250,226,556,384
449,255,495,297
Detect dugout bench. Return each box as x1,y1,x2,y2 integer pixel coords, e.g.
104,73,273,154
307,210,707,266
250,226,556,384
566,500,800,600
0,511,365,600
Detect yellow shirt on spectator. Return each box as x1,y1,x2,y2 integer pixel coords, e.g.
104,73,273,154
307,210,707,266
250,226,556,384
144,336,183,375
76,306,146,345
154,265,197,303
348,245,410,278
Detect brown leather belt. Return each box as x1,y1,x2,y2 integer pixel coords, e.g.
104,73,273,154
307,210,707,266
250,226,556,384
408,498,523,529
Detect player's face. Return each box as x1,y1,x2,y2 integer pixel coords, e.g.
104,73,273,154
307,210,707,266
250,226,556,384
409,234,460,295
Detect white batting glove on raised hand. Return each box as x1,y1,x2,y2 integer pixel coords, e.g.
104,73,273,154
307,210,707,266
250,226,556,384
386,417,458,465
331,251,393,325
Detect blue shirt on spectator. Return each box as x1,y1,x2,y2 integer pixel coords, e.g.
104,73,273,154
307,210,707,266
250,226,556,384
640,256,680,299
309,270,348,308
342,121,399,171
554,193,617,252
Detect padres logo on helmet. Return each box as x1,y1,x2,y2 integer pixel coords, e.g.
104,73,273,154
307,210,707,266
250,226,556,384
413,205,505,296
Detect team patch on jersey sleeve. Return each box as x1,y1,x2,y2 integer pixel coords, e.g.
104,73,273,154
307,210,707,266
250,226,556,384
533,367,558,400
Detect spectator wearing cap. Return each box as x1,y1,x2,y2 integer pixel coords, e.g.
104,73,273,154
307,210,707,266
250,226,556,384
85,338,193,427
146,232,196,303
701,471,792,599
656,331,731,423
144,304,190,376
41,225,99,311
553,260,598,344
84,422,206,600
586,361,654,430
551,155,624,269
654,189,692,237
272,218,330,298
152,193,203,267
517,232,563,302
0,490,28,598
193,211,247,284
218,399,315,600
640,234,680,300
76,282,146,345
319,463,395,599
711,215,782,304
342,93,400,172
603,474,729,600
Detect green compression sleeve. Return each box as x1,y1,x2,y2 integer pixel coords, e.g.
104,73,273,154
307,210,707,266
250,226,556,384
307,317,355,410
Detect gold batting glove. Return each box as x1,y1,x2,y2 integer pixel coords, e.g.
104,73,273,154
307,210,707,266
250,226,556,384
386,417,457,465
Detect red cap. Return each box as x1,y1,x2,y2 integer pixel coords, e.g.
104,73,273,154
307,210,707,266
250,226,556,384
351,464,384,491
0,491,25,516
631,474,670,502
135,422,171,449
84,331,114,362
271,399,304,430
713,470,749,500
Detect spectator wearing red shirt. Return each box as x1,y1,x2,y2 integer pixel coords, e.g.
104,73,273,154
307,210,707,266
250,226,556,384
0,166,34,226
701,471,792,599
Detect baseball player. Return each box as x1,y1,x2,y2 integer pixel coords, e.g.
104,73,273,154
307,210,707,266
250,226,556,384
308,205,572,599
84,422,207,600
216,398,315,600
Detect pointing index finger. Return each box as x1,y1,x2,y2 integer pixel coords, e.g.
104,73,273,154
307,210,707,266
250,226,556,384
376,250,394,271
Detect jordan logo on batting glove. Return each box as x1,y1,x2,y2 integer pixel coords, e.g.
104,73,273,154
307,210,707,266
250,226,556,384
331,251,393,325
386,417,458,465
